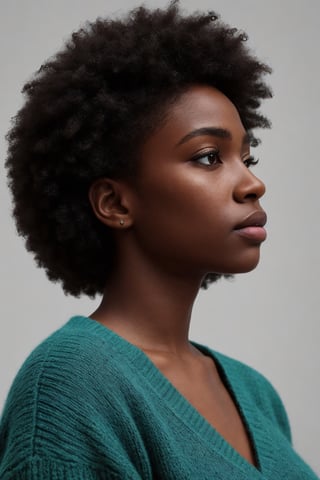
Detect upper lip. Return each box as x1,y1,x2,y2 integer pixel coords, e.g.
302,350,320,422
234,210,267,230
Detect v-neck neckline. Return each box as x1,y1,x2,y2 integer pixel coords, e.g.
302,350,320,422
191,341,263,473
68,316,269,477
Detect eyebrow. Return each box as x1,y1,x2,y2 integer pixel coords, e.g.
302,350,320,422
174,127,251,148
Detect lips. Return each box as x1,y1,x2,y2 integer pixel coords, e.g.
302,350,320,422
234,211,267,230
234,211,267,242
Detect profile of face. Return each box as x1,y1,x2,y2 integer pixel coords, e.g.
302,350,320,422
92,85,267,283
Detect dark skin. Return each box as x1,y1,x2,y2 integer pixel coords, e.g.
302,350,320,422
89,85,266,467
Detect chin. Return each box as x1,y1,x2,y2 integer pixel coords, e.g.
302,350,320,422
230,255,261,274
213,250,262,275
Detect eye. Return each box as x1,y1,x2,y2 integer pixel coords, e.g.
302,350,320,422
192,149,222,167
243,155,259,168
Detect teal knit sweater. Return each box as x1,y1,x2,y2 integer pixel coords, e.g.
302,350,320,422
0,316,318,479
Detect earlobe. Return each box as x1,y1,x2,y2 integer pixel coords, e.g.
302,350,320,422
88,178,133,229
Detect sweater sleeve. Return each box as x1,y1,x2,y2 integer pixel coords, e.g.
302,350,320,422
0,332,149,479
0,457,143,480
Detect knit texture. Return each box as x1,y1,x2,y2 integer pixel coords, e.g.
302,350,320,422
0,315,318,479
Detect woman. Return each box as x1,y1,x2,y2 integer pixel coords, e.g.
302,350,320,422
0,2,318,478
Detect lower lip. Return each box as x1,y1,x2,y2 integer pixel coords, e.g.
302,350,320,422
234,226,267,242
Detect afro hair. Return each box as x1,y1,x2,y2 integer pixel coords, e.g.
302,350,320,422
5,0,272,297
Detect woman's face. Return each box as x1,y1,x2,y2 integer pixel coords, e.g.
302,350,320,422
128,84,266,280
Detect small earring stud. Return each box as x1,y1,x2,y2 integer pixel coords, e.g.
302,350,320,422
119,219,125,226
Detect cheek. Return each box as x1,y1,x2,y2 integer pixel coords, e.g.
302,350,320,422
132,173,230,256
131,172,262,276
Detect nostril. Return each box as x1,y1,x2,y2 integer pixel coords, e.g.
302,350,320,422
245,193,257,200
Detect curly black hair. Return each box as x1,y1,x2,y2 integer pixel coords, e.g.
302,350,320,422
5,0,272,298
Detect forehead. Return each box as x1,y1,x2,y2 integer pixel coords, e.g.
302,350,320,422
144,85,247,150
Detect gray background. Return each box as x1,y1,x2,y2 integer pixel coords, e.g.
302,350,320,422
1,0,319,474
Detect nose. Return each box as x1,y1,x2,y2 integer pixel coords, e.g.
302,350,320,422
233,166,266,203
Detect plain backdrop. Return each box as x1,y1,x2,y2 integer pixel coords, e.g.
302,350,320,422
1,0,319,474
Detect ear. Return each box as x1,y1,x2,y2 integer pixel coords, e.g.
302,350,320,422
88,178,134,229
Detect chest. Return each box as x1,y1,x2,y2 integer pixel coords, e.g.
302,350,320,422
182,377,257,465
148,353,258,468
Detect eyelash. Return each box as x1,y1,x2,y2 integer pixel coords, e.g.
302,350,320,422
244,155,259,168
191,149,259,168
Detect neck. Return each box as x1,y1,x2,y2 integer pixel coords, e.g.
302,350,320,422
90,242,203,355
